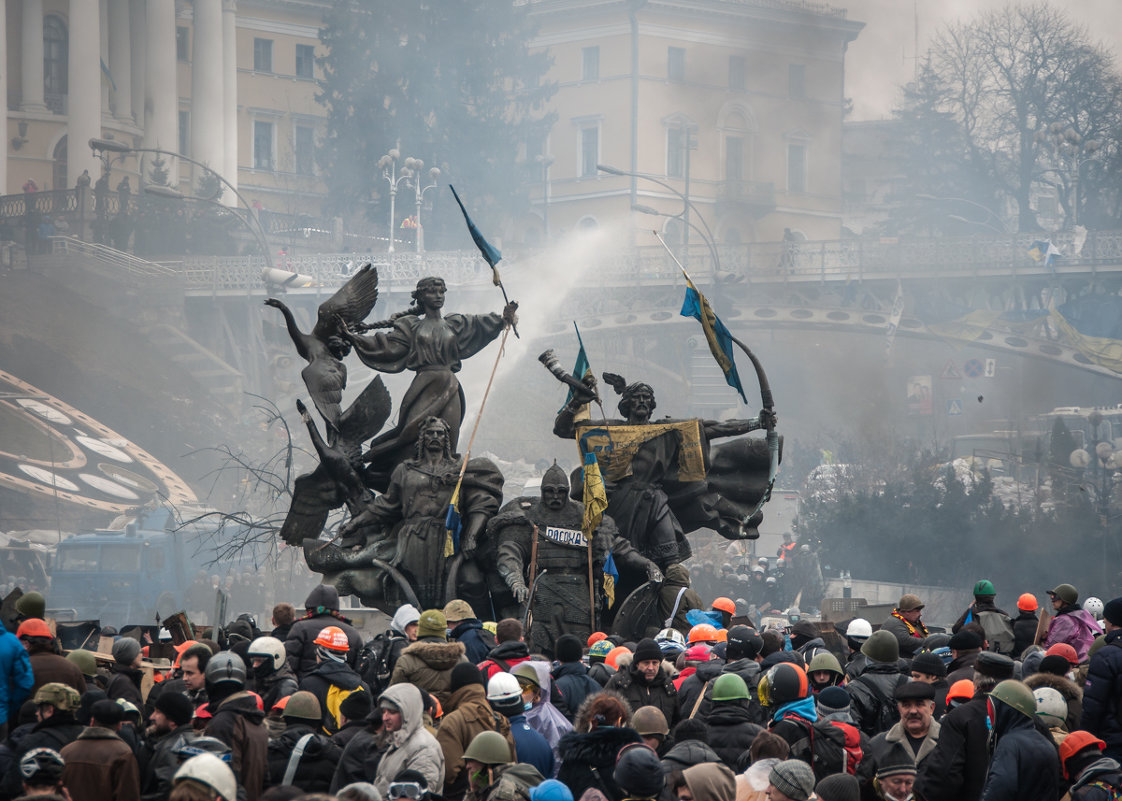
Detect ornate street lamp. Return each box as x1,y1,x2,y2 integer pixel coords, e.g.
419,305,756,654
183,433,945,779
404,158,440,254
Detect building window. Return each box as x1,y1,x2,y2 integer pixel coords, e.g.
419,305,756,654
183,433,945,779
668,47,685,81
43,15,68,113
581,46,600,81
729,55,746,92
295,44,315,79
253,38,273,73
787,142,807,193
667,127,684,178
176,27,190,61
253,120,275,170
294,125,315,174
579,125,599,178
788,64,805,99
726,135,744,181
178,110,190,156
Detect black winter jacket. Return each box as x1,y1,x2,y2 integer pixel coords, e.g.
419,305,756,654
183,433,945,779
329,726,378,793
205,691,269,801
588,662,616,688
914,695,990,801
0,713,83,797
552,663,602,721
676,660,725,717
254,663,299,713
265,723,342,792
298,660,369,735
105,665,144,707
660,739,722,772
140,728,202,801
605,665,680,727
1069,757,1122,801
700,702,764,769
1083,631,1122,752
1013,612,1040,657
691,659,763,721
557,726,642,801
979,700,1059,801
449,620,495,665
284,605,363,677
847,663,907,737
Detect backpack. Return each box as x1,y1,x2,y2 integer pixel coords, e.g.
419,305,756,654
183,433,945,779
356,631,403,694
786,716,864,781
1076,779,1122,801
852,675,900,734
323,684,366,734
977,610,1016,656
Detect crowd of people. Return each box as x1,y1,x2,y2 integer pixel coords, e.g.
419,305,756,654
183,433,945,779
0,576,1120,801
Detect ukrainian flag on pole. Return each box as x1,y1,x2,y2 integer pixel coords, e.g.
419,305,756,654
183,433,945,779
444,483,462,558
680,276,748,402
582,451,615,605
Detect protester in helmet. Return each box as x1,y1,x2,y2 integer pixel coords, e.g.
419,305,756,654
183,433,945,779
979,680,1059,801
298,625,370,735
284,585,364,678
762,662,815,748
847,631,908,737
1012,594,1041,658
59,698,140,801
17,618,86,697
631,705,670,755
1080,596,1122,761
444,600,495,665
246,636,298,726
587,640,616,688
171,752,237,801
1032,686,1071,746
1060,731,1122,801
462,730,544,801
711,598,737,630
806,651,845,695
1044,583,1103,662
16,747,67,798
699,674,764,770
843,619,873,680
202,652,268,801
436,663,516,798
264,690,342,793
0,683,83,797
488,672,554,779
1025,646,1083,733
605,639,680,728
513,661,572,771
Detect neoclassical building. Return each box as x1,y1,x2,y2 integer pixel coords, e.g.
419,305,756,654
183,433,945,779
2,0,328,217
522,0,864,245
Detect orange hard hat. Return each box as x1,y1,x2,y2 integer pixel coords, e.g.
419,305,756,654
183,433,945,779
1045,642,1079,666
1059,731,1106,778
716,628,728,642
606,645,631,669
16,618,52,639
247,691,264,712
172,640,199,669
946,679,975,703
688,623,719,644
712,597,736,615
1017,593,1039,612
271,695,291,714
588,632,608,648
314,625,350,652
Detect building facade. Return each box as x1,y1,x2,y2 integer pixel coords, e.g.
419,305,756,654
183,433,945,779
522,0,863,247
2,0,328,217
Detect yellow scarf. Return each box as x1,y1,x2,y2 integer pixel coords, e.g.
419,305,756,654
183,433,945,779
892,610,928,638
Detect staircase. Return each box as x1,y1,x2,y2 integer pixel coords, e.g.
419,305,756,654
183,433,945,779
145,324,244,409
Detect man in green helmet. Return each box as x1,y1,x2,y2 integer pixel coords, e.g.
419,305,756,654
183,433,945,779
951,579,1014,656
979,680,1059,800
462,730,544,801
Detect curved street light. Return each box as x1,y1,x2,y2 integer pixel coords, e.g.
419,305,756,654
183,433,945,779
143,183,272,263
915,194,1007,234
405,159,441,254
631,203,721,272
89,137,272,263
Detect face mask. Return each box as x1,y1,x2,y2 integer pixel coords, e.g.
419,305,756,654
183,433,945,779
524,701,533,711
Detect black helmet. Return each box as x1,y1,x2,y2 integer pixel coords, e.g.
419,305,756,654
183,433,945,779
204,652,246,688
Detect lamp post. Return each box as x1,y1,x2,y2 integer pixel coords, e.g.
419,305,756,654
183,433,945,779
144,183,270,262
598,162,717,268
631,203,721,272
405,158,440,254
89,137,271,262
915,194,1007,233
378,149,414,254
535,154,554,241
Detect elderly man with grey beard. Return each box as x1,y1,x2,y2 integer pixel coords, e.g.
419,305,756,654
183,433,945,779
858,681,940,801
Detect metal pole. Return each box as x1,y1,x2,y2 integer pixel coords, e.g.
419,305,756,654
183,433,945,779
388,168,396,254
683,127,690,268
415,187,423,254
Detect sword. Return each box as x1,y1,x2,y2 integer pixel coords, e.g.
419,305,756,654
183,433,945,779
522,569,548,630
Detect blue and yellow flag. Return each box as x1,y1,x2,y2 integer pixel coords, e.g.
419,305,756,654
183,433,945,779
582,451,614,606
444,483,462,558
602,551,618,609
560,322,592,412
680,277,748,403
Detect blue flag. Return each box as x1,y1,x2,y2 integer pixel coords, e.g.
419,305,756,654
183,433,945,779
602,551,619,608
560,322,592,412
449,185,501,268
680,277,748,402
444,483,462,558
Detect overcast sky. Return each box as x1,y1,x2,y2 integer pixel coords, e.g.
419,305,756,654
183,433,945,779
844,0,1122,120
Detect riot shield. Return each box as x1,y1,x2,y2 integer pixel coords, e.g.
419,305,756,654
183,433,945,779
609,580,663,641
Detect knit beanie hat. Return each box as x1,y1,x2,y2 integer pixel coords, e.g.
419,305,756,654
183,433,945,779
112,637,142,666
450,662,484,692
417,609,447,640
339,689,372,721
816,686,851,717
633,638,662,664
815,773,860,801
613,744,665,798
1104,597,1122,628
768,760,816,801
154,691,195,727
1039,655,1073,677
948,630,983,651
556,634,584,664
910,651,947,678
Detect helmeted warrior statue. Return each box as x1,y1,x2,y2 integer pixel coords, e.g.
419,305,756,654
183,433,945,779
490,462,661,656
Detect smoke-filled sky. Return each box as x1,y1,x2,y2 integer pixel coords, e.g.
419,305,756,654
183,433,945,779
844,0,1122,120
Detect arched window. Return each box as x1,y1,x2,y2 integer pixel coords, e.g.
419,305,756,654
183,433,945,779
44,15,68,113
52,136,68,190
717,103,757,184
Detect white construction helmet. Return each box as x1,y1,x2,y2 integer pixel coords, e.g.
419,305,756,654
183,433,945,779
246,636,286,672
846,618,873,639
1084,597,1105,620
1033,686,1068,728
173,753,236,801
486,671,521,703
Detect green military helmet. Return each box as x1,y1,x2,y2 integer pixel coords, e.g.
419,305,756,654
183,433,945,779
15,591,45,620
1049,584,1079,605
631,705,669,736
66,649,98,677
33,682,81,712
861,630,900,664
512,662,541,688
989,679,1037,719
807,651,845,679
282,691,322,722
973,579,996,596
463,730,512,765
711,673,750,702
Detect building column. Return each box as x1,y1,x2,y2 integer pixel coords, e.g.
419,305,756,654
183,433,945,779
129,0,146,128
67,0,101,186
108,0,132,122
1,0,8,193
21,0,46,111
144,0,177,183
191,0,224,185
222,0,238,202
99,0,109,112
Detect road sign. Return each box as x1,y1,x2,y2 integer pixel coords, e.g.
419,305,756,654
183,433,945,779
963,358,984,378
941,359,962,379
984,358,996,378
947,398,964,416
